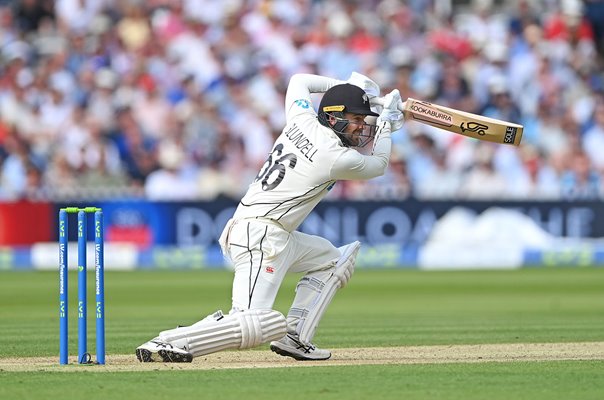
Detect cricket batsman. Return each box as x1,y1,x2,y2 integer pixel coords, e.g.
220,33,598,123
136,72,404,362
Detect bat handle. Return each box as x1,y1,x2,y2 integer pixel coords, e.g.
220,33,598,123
370,96,405,112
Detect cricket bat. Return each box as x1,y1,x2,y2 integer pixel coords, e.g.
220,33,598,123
373,97,523,146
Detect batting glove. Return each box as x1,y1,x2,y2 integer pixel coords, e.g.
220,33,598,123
377,89,404,131
346,71,380,100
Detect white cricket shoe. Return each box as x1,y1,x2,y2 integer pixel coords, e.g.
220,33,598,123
270,334,331,361
136,338,193,363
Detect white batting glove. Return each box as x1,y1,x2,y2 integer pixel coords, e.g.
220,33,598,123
377,89,404,131
346,71,380,100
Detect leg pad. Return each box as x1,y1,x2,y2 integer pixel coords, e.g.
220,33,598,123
288,241,360,343
159,309,286,357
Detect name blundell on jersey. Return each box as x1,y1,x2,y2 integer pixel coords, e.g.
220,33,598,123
283,124,317,162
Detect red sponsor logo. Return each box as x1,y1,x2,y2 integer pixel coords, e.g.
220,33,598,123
265,266,275,274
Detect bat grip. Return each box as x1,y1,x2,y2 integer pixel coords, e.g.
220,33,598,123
370,96,405,112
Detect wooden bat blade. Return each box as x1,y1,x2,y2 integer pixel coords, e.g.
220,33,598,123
403,98,523,146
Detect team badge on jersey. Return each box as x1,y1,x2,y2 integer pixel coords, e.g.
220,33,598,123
265,266,275,274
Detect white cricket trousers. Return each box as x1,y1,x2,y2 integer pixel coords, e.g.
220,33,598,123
219,218,341,310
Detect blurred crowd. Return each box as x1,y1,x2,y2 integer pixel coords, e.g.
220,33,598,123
0,0,604,201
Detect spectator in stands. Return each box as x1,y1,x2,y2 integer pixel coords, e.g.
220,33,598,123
0,0,602,202
582,99,604,171
13,0,54,34
111,107,157,186
414,148,461,199
460,146,508,199
144,139,197,200
560,150,600,199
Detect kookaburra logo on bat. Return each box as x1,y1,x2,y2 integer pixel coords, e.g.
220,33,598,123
460,122,489,136
373,96,523,146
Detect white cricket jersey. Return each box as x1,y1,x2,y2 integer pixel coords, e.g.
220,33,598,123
232,74,392,232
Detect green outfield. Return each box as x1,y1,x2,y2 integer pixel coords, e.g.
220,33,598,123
1,268,603,399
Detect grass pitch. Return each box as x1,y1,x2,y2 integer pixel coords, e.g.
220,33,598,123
1,268,603,399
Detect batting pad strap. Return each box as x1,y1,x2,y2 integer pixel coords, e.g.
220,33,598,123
236,309,286,349
288,241,360,343
159,309,286,357
291,274,339,343
331,241,359,288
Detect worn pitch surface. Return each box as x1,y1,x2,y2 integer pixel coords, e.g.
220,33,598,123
2,342,603,372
